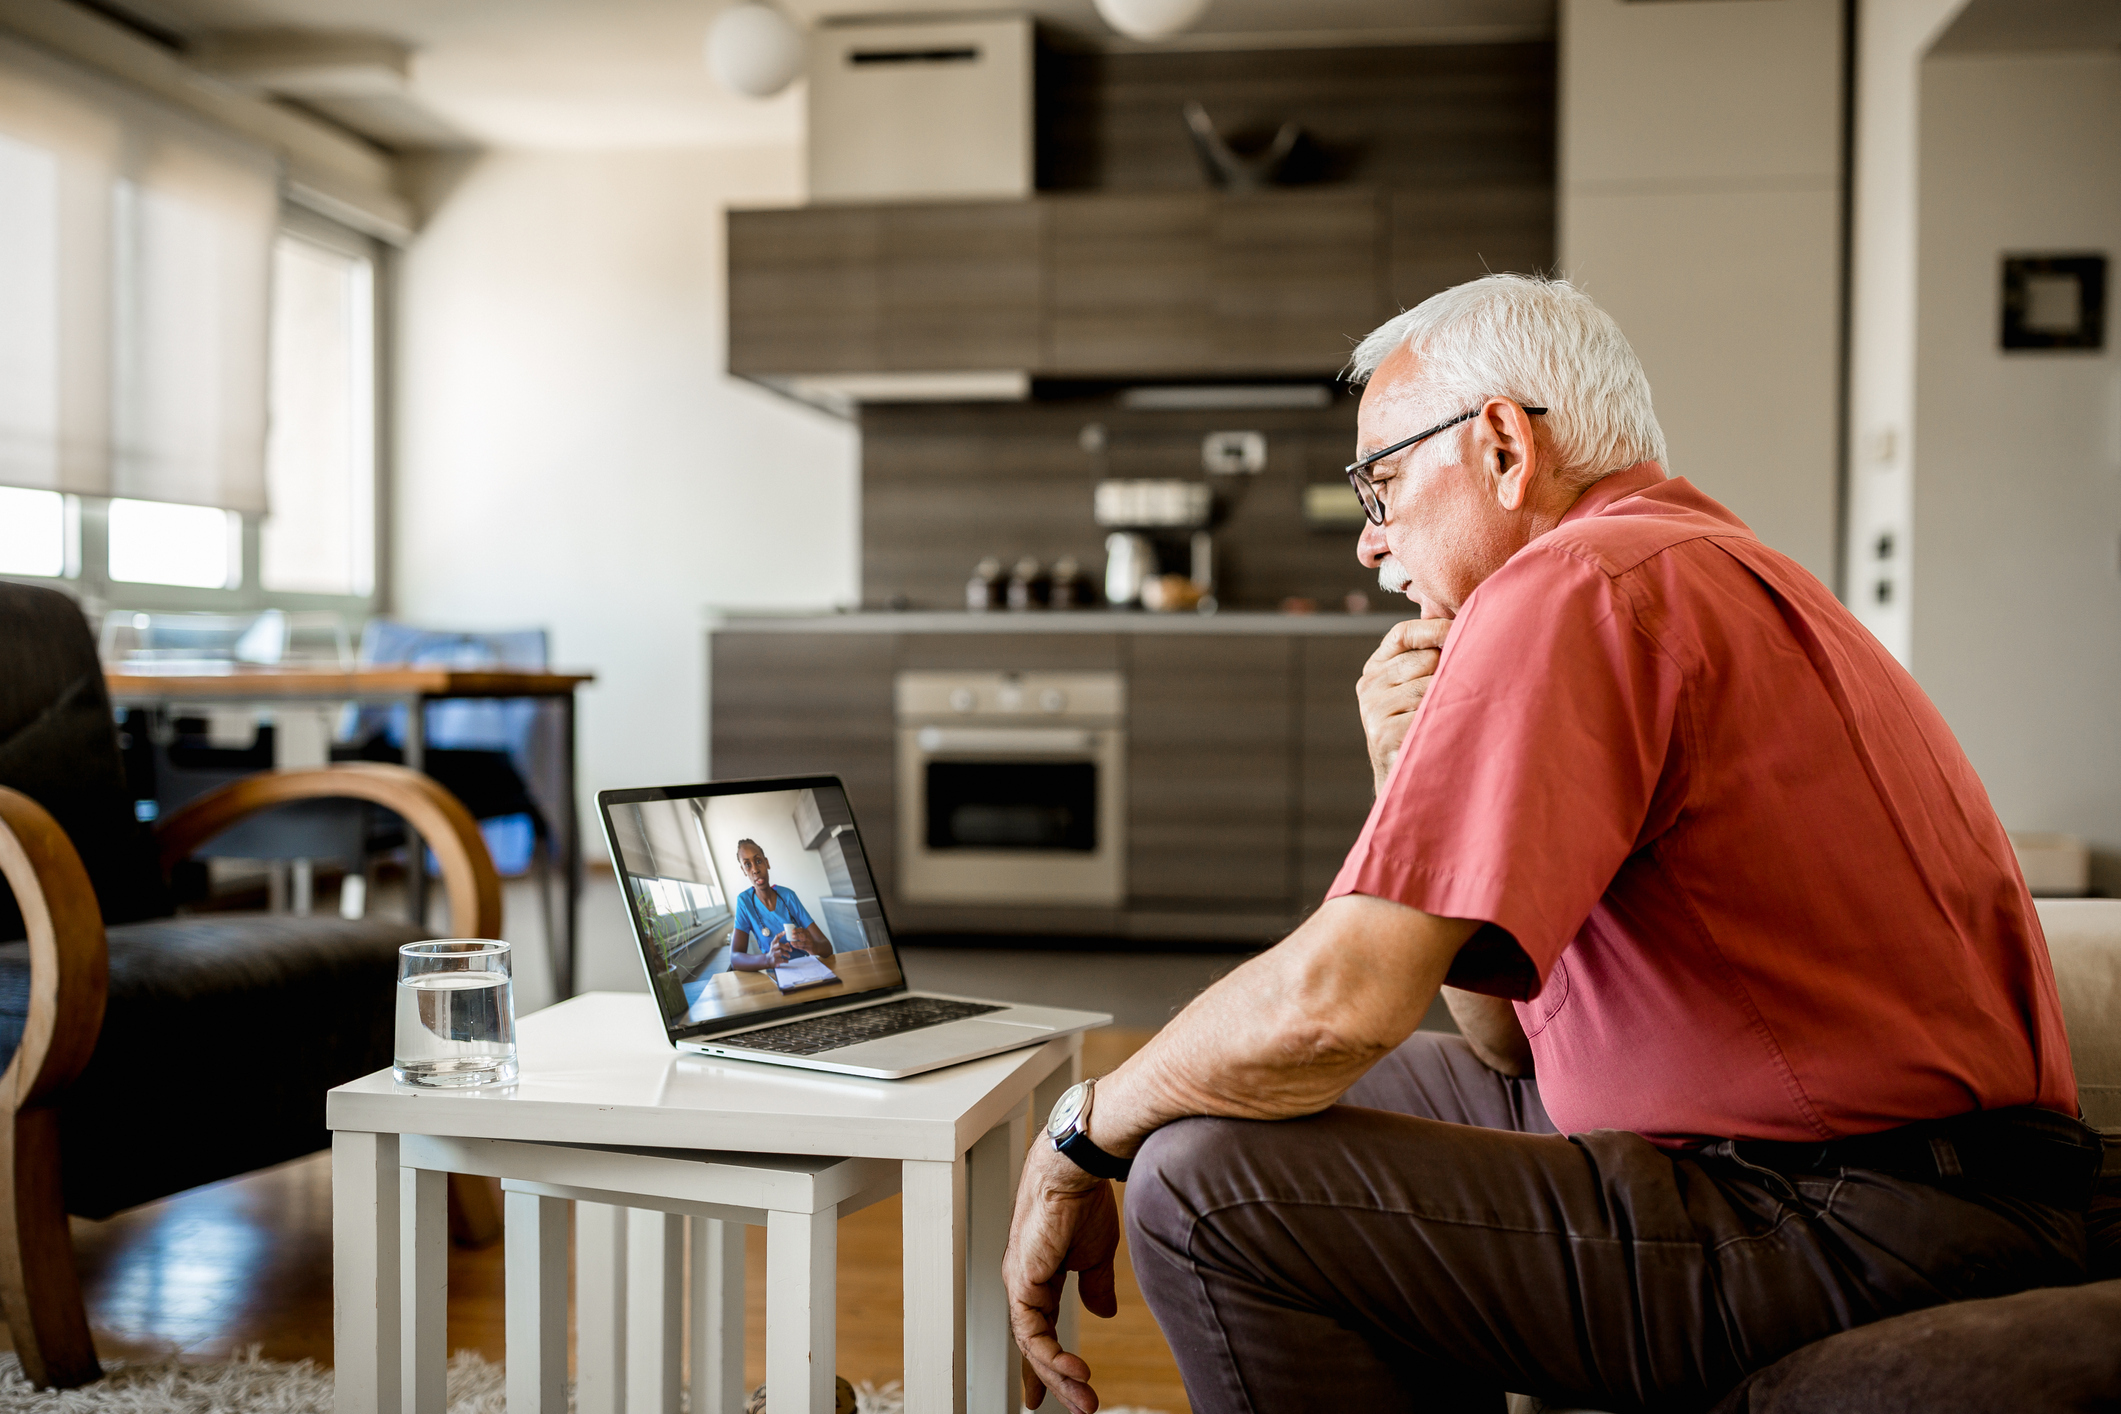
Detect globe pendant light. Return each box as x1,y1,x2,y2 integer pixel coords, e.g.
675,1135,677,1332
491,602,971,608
1092,0,1212,41
706,2,805,99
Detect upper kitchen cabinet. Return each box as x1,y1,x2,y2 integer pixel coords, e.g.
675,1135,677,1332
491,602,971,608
1043,192,1212,374
1211,190,1385,375
731,189,1400,384
728,37,1554,390
878,202,1043,370
727,201,1041,377
726,205,881,374
1043,189,1385,378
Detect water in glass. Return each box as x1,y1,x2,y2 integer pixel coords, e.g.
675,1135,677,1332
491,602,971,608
395,940,517,1087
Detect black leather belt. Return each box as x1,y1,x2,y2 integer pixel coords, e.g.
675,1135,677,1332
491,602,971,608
1716,1107,2107,1211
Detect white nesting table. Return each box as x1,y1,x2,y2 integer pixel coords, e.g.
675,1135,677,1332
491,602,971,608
327,992,1091,1414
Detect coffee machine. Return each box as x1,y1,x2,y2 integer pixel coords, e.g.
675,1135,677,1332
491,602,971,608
1095,480,1215,610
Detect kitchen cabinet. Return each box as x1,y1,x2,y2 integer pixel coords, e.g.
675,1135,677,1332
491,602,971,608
878,203,1044,371
708,621,1391,943
1124,635,1294,907
1041,190,1388,378
709,631,900,893
730,186,1506,382
726,205,881,374
1298,635,1380,905
1044,192,1213,374
727,203,1040,377
1211,190,1386,374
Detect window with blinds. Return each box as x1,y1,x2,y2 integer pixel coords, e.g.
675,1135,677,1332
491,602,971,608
261,222,378,598
0,32,382,608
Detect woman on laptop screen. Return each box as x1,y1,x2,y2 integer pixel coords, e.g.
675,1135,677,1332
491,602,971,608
727,838,834,973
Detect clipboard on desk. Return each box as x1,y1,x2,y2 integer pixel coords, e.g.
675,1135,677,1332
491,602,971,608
769,953,839,994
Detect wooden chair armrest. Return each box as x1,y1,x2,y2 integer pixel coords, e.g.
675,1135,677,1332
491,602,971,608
0,790,109,1111
156,764,503,941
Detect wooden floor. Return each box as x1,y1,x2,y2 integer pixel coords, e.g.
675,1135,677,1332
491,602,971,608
20,1028,1191,1411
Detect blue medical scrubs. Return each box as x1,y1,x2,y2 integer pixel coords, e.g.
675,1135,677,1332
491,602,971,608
731,885,816,953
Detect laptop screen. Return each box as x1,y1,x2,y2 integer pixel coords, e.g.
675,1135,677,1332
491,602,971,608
598,776,907,1040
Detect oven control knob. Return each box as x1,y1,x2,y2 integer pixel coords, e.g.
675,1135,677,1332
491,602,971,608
997,684,1023,711
948,687,976,713
1040,688,1067,713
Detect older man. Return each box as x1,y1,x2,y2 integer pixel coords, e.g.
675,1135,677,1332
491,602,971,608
1003,275,2098,1413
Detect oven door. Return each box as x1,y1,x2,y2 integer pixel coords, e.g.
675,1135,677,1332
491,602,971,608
897,725,1126,905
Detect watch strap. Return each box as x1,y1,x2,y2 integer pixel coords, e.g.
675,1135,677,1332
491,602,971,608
1055,1126,1133,1182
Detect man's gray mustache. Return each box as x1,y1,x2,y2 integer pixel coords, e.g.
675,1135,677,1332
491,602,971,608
1378,556,1410,593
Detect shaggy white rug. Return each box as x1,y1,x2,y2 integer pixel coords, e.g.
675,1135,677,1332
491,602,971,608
0,1351,1169,1414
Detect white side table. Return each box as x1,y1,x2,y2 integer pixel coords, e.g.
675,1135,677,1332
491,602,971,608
401,1134,912,1414
327,992,1090,1414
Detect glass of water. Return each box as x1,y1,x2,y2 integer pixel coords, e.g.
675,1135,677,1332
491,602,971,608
395,940,517,1087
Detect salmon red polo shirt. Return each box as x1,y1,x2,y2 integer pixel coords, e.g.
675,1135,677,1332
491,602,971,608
1328,464,2078,1146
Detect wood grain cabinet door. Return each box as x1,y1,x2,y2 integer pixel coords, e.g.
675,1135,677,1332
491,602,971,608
1042,192,1212,376
727,206,881,375
709,632,900,895
879,202,1044,371
1212,190,1386,375
1125,635,1293,907
1297,634,1382,908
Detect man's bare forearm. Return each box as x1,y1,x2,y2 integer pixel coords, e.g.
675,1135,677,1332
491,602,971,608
1441,986,1534,1077
1085,896,1479,1157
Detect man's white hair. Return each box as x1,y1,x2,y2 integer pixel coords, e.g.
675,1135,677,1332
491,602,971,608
1348,274,1667,490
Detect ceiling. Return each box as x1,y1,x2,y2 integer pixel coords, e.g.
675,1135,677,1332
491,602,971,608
98,0,1554,151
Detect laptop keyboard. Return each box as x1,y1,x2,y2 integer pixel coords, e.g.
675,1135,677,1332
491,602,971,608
722,997,1006,1057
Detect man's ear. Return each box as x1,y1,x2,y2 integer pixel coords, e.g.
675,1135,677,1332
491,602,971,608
1483,399,1538,512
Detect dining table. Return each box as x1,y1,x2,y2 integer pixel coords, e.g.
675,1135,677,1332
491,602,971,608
105,665,595,998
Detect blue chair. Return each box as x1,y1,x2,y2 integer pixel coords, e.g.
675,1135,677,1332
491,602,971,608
336,622,557,936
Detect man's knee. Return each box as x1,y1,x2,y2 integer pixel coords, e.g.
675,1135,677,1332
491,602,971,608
1123,1115,1250,1260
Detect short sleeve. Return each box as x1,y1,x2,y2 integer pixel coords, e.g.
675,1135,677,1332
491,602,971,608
1326,545,1683,994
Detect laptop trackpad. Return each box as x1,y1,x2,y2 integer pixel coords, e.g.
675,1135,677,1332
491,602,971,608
837,1017,1056,1067
947,1018,1058,1043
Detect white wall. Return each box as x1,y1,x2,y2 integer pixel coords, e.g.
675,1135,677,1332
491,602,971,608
1558,0,1845,586
393,148,859,859
1910,50,2121,883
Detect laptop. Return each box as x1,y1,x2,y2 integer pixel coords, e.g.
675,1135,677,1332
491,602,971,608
598,775,1111,1079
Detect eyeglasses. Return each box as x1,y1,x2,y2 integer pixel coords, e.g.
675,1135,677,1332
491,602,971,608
1344,405,1547,526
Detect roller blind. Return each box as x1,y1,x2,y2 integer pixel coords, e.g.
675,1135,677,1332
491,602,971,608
0,33,278,513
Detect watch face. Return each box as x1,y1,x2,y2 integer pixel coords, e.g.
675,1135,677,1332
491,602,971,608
1046,1081,1089,1139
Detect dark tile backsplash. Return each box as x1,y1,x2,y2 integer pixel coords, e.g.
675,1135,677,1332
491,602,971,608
860,392,1384,611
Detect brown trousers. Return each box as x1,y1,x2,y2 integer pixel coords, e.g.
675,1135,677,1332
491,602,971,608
1123,1032,2089,1414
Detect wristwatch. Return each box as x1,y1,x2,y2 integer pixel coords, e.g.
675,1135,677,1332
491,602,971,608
1045,1078,1132,1182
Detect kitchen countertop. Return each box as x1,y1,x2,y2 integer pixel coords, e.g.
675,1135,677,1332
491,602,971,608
707,609,1414,635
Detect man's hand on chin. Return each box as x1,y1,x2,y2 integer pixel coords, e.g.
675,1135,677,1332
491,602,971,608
1005,1141,1121,1413
1358,618,1452,791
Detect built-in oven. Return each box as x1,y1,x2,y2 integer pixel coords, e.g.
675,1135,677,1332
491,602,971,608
896,670,1126,906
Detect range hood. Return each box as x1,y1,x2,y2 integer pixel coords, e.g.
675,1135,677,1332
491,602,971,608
757,370,1031,417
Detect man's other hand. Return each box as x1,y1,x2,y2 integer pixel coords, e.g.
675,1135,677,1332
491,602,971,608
1006,1142,1121,1413
1358,618,1451,791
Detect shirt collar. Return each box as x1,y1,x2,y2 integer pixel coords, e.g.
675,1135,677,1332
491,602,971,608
1558,462,1666,527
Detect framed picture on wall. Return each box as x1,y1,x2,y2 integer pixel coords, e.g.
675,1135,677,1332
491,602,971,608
2000,254,2107,351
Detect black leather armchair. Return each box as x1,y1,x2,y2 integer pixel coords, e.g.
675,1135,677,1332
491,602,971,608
0,582,502,1388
